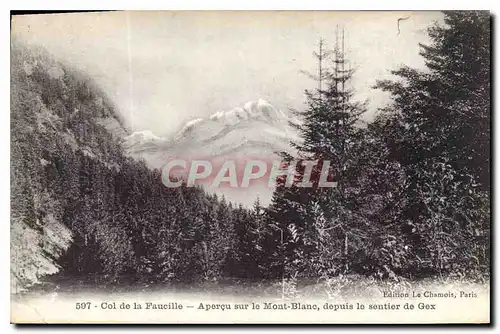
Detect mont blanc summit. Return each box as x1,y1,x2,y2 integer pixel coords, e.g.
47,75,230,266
124,99,300,205
125,99,299,169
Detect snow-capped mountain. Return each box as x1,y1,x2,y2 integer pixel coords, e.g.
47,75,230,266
175,98,293,141
126,99,300,166
123,130,167,151
125,99,301,206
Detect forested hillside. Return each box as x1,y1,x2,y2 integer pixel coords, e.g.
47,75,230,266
10,40,260,291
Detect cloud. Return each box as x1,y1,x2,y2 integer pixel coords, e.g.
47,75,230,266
12,11,443,136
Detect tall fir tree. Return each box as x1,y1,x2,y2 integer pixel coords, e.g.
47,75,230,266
375,11,490,278
266,28,367,279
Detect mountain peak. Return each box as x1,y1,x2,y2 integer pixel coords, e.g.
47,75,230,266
208,99,286,125
123,130,166,148
124,99,301,206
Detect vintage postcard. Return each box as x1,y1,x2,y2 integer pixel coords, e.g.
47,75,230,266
10,10,490,324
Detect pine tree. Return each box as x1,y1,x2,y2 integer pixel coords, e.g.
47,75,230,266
375,11,490,278
266,29,367,279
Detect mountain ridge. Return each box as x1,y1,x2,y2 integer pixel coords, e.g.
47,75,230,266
124,99,301,206
125,98,300,165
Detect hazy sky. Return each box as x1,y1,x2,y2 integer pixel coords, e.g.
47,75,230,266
12,11,443,136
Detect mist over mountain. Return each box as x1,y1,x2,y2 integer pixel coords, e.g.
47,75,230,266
124,99,301,206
